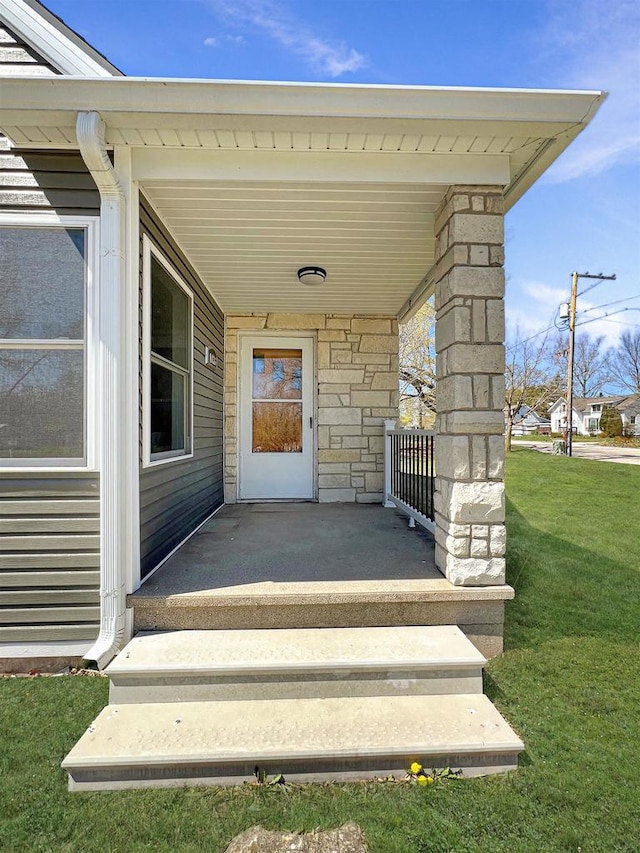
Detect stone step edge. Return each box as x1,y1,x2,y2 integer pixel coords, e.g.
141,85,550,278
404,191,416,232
106,626,487,679
62,694,524,772
128,583,515,607
107,660,486,679
64,738,522,771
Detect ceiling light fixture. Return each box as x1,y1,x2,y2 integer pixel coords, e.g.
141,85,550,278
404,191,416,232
297,266,327,286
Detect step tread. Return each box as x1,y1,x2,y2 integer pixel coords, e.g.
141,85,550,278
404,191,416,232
106,626,486,679
63,693,523,769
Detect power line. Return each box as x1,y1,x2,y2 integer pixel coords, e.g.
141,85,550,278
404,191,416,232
577,275,612,298
506,309,559,351
596,319,640,328
576,307,640,328
579,294,640,315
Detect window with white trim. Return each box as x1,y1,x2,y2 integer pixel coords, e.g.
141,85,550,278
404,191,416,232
0,220,95,467
144,239,193,464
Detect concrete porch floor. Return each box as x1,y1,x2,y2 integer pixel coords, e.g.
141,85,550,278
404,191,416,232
137,503,440,594
129,503,513,657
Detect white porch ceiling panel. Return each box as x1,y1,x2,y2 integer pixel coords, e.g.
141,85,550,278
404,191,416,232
0,78,606,316
142,180,441,315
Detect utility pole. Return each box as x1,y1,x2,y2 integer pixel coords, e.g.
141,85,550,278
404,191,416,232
563,271,616,456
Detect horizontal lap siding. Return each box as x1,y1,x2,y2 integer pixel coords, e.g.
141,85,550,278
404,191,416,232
0,24,98,217
0,16,101,656
0,476,100,643
0,23,59,76
139,195,224,577
0,142,100,215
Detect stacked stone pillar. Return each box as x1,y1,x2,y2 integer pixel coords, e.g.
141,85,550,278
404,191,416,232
433,186,506,586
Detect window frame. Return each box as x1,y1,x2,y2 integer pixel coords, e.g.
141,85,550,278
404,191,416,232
0,212,99,472
142,235,194,468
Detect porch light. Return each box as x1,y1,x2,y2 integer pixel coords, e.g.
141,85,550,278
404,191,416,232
297,266,327,285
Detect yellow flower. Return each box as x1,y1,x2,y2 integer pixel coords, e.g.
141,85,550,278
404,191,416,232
416,775,429,786
409,762,423,775
425,775,435,785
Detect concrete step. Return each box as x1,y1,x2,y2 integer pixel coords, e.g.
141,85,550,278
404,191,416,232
129,579,514,659
106,625,486,703
62,693,524,790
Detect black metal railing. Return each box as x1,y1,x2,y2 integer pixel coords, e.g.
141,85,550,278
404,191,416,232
388,429,435,523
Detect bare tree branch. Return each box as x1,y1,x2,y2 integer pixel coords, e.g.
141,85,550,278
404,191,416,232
609,330,640,393
399,300,435,428
504,328,563,451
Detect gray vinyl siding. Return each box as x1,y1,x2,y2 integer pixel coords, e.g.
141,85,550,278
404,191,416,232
0,136,100,215
0,474,100,643
139,194,224,578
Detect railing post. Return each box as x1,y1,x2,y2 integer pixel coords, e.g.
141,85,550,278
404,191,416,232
383,419,396,507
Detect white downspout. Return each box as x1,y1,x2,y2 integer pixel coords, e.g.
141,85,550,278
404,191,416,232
77,111,127,668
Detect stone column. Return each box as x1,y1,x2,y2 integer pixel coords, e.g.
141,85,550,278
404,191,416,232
433,186,506,586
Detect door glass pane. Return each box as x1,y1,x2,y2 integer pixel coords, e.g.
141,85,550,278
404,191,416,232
252,402,302,453
0,227,85,339
151,256,189,369
253,348,302,399
0,349,84,458
150,362,185,454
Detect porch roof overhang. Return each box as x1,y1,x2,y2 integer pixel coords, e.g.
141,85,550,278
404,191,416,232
0,77,606,317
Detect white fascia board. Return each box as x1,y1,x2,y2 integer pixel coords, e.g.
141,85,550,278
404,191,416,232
0,75,606,124
0,0,118,76
131,147,511,186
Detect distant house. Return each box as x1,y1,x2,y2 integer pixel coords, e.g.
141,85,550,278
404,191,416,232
548,395,640,436
511,405,551,436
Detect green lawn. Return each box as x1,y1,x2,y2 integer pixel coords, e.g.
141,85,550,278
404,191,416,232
1,450,639,852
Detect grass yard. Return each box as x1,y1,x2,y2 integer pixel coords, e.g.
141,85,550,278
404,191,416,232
1,450,639,852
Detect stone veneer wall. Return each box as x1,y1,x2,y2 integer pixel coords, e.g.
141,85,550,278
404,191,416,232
224,314,399,503
432,185,507,587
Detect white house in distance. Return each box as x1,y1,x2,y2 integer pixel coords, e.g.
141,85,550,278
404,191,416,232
549,395,640,436
511,404,552,436
0,0,606,788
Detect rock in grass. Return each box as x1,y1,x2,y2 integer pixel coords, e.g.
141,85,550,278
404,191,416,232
224,822,368,852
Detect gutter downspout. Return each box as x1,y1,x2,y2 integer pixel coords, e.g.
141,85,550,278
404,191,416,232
77,110,127,668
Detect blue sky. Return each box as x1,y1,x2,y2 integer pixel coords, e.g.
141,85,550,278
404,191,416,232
48,0,640,347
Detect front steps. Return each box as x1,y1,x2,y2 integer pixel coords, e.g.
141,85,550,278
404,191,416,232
63,625,523,791
107,625,485,703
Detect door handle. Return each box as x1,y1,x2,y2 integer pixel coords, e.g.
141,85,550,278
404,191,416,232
309,416,313,429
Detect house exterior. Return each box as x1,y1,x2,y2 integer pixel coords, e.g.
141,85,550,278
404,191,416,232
549,395,640,436
0,0,607,674
511,405,552,436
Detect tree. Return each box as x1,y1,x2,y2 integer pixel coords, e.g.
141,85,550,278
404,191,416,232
504,329,563,452
399,300,435,428
573,334,611,397
599,405,623,437
550,332,611,398
609,330,640,393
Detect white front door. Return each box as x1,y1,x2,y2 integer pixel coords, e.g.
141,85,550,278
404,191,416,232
239,335,314,499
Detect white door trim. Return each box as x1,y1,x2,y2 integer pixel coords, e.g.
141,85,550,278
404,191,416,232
238,331,316,500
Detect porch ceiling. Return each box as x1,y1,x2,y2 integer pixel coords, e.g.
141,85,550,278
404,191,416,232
0,77,606,316
142,179,442,315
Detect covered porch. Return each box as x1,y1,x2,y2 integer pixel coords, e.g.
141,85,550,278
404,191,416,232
128,502,511,657
0,76,605,666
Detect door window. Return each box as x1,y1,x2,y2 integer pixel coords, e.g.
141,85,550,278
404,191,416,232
251,348,302,453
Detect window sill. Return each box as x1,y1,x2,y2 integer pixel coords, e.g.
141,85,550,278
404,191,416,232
142,452,194,470
0,466,98,475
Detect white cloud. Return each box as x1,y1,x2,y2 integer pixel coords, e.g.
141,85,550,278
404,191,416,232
203,34,246,47
537,0,640,183
521,281,568,306
507,278,637,348
208,0,366,77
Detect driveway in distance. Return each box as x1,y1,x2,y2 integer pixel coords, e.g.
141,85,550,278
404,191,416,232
519,440,640,466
